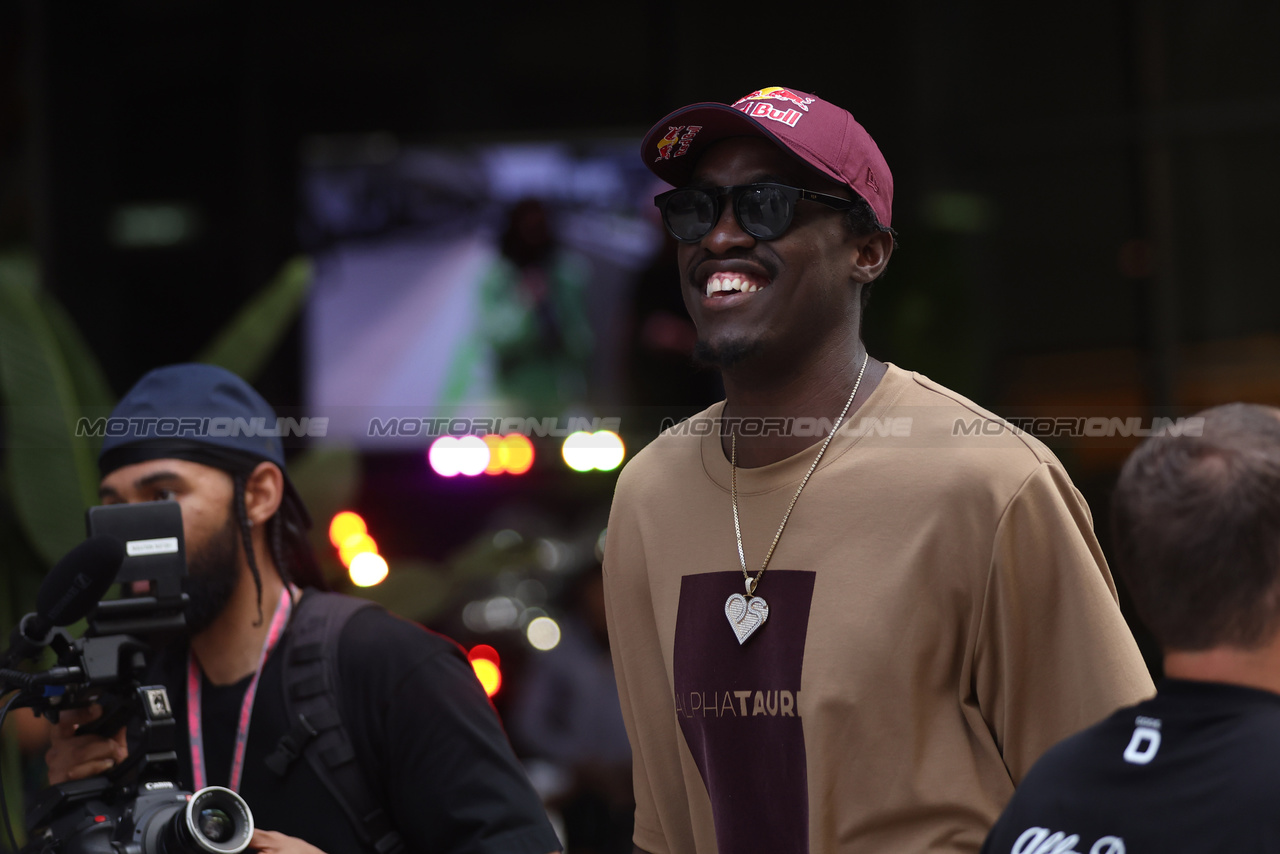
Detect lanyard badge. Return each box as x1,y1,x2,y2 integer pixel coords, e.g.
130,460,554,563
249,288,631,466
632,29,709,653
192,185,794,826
187,586,295,792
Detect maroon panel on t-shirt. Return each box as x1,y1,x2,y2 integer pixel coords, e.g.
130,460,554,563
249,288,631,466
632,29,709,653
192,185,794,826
674,570,815,854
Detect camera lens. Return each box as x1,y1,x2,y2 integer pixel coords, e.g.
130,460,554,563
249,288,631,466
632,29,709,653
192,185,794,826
197,808,234,843
167,787,253,853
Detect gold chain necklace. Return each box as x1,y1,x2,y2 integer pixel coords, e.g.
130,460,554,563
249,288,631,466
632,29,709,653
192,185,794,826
724,354,870,644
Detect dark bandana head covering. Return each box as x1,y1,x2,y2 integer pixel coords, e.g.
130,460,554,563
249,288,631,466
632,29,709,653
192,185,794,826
98,363,311,528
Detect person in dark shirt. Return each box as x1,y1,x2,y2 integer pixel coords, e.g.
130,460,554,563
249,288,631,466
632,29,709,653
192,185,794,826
983,402,1280,854
44,363,561,854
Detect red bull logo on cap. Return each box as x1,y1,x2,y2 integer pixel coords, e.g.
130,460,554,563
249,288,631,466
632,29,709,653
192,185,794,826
735,87,816,112
733,101,804,128
655,125,703,162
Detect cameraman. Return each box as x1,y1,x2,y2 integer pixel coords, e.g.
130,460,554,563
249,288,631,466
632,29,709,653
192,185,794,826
45,363,561,854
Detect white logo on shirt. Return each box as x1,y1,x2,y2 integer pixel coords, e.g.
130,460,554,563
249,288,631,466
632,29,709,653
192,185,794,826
1122,716,1162,765
1011,827,1125,854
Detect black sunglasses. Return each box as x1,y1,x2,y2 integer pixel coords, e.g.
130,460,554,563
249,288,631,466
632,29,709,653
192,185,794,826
654,182,856,243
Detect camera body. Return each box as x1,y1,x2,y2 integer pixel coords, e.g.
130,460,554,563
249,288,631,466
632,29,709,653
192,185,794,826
7,501,255,854
27,776,253,854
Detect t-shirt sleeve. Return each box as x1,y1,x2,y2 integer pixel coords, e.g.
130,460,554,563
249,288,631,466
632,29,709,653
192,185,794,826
602,466,671,854
340,611,562,854
973,462,1155,782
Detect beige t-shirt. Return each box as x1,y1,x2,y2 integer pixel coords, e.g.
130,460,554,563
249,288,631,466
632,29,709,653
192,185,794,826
603,365,1154,854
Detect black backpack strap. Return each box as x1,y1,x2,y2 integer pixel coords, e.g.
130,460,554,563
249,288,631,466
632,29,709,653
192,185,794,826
266,591,406,854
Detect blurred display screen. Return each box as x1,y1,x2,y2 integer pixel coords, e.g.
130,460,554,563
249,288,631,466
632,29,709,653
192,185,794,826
301,134,666,448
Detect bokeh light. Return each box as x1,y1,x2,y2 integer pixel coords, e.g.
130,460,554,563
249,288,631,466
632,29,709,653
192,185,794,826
471,660,501,697
338,533,378,568
348,552,389,587
328,511,367,548
481,433,535,475
501,433,535,475
467,646,502,697
561,430,626,472
429,435,492,477
526,616,562,651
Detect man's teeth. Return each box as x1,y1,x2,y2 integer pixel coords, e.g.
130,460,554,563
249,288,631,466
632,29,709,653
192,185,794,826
705,274,763,297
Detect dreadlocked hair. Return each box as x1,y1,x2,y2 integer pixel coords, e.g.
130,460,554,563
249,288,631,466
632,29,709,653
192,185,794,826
271,491,326,593
231,470,330,627
232,472,266,626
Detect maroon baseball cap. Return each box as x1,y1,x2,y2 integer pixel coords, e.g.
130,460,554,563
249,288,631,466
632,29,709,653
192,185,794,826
641,86,893,229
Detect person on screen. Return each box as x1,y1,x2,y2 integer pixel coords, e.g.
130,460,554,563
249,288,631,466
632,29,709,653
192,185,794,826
442,198,594,419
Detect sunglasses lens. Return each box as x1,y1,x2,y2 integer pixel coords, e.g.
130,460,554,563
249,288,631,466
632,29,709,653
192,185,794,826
735,185,792,240
663,189,717,242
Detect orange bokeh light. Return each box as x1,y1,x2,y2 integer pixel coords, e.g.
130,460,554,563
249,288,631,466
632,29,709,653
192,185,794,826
471,658,502,697
328,511,367,548
502,434,534,475
480,433,535,476
338,533,378,568
482,434,507,475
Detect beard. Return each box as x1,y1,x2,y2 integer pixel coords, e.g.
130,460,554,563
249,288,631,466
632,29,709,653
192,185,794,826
693,337,763,370
183,510,241,635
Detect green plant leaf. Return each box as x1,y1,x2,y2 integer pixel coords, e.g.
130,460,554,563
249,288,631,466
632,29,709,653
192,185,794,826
37,294,116,410
37,292,118,467
0,279,98,565
197,256,313,382
1,732,25,848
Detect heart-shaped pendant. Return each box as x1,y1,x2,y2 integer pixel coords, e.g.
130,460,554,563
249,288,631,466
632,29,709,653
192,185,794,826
725,592,769,645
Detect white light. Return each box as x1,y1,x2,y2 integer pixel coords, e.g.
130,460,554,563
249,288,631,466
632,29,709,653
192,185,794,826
429,436,492,477
429,437,461,477
349,552,389,587
462,600,487,632
561,431,595,472
455,435,491,476
593,430,625,471
526,616,562,651
561,430,625,472
482,596,520,630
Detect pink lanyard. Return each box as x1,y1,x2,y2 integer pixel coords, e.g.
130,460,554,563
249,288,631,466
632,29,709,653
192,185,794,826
187,586,295,792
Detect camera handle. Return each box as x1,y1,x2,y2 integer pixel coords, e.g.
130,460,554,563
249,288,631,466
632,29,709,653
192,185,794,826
26,684,181,835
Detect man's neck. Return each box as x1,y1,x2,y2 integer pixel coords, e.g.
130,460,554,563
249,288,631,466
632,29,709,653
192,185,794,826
720,347,886,468
1164,642,1280,696
190,560,288,687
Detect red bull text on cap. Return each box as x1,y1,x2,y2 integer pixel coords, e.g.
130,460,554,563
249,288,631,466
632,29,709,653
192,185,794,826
640,86,893,230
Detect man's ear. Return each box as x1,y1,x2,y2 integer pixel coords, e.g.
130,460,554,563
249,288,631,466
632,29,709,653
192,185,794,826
243,461,285,526
850,231,893,284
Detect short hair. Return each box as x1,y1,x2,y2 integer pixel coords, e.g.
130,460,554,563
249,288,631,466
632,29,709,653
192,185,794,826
1111,403,1280,651
842,195,894,314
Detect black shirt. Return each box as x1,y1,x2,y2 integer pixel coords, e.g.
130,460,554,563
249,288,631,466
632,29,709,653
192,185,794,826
147,594,560,854
982,679,1280,853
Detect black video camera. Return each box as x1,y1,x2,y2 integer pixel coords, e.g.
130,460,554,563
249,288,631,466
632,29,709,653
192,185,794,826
0,501,254,854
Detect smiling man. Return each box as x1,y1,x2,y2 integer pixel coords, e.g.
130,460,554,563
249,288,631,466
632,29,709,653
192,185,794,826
602,87,1155,853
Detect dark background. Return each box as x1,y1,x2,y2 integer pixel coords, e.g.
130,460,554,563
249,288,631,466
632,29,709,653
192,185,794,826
4,1,1280,668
